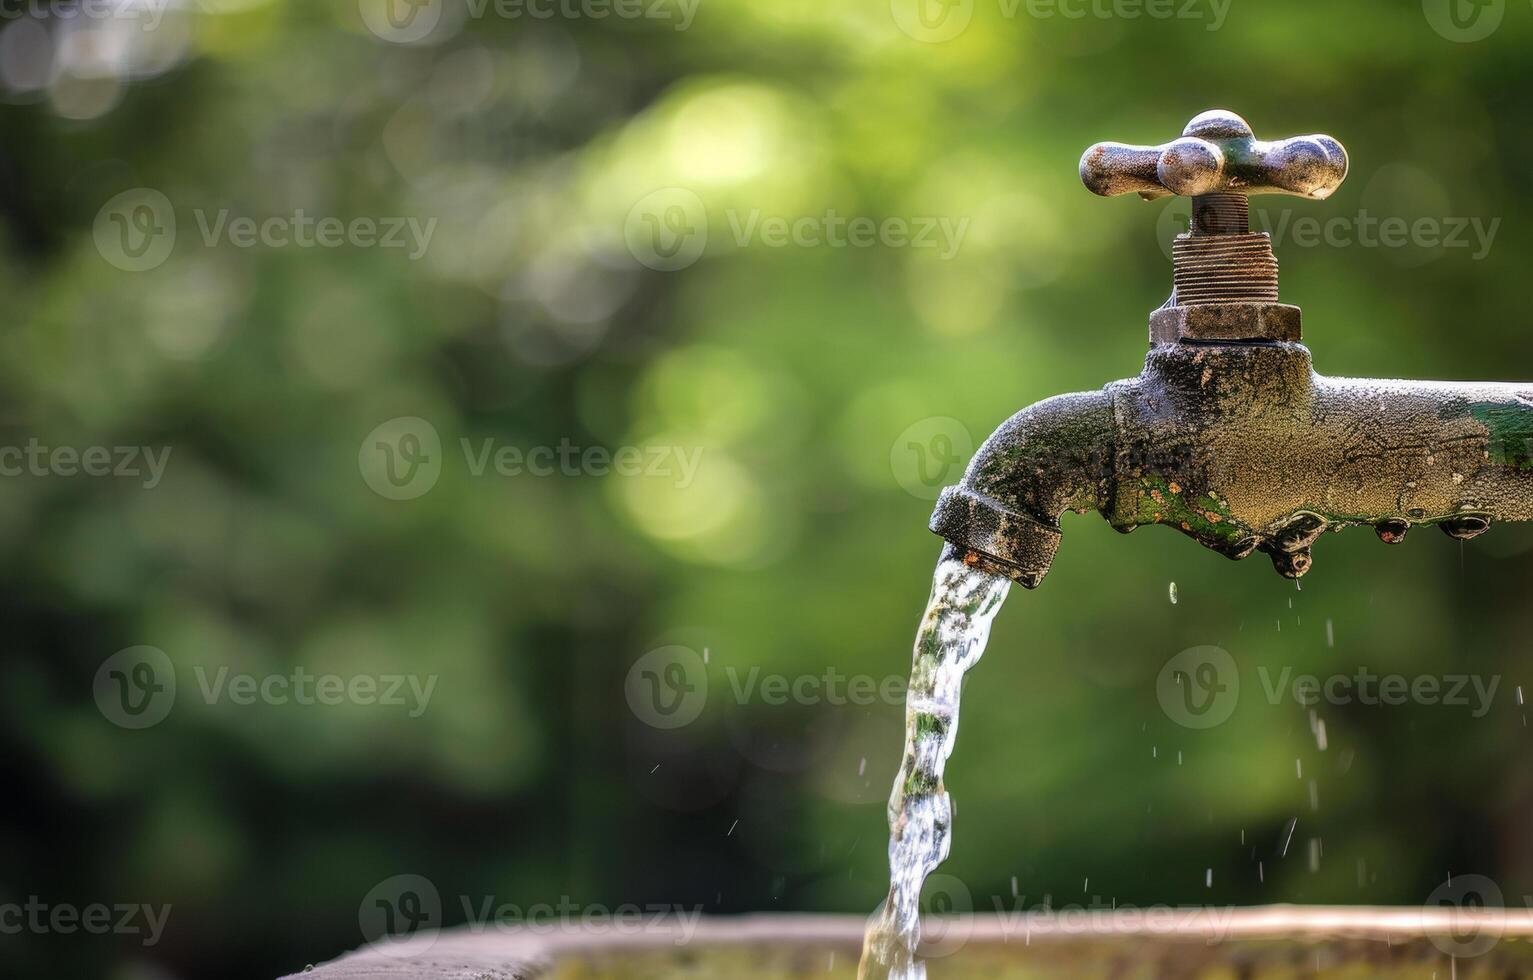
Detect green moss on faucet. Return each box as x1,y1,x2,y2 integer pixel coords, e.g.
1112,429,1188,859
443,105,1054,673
1471,402,1533,471
1127,475,1248,545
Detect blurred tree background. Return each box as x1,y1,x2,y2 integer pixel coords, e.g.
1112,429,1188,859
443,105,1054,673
2,0,1533,976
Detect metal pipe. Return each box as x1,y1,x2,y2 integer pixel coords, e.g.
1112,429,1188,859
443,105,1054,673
932,110,1533,585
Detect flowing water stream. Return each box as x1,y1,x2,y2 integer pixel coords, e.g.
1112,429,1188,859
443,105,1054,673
858,556,1012,980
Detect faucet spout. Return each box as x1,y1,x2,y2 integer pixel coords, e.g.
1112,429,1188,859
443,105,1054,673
929,391,1116,588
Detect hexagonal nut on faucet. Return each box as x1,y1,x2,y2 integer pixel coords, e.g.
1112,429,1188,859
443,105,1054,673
1149,303,1302,345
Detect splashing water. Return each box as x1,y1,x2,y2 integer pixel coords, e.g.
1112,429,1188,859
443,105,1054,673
858,556,1012,980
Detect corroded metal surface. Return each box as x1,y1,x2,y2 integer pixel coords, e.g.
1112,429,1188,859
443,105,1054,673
1148,303,1300,344
931,109,1533,585
929,392,1113,589
1083,109,1347,338
1079,109,1347,202
1110,344,1533,578
931,345,1533,585
1171,231,1280,305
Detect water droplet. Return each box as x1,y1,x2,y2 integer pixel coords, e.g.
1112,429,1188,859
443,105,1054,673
1205,868,1212,888
1169,582,1179,604
1326,619,1335,648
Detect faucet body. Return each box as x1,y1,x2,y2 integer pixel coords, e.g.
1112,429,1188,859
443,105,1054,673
932,109,1533,585
932,342,1533,586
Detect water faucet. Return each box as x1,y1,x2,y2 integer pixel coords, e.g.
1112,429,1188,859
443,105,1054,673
930,109,1533,587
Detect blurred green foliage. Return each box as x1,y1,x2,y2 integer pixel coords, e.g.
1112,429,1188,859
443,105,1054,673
2,0,1533,977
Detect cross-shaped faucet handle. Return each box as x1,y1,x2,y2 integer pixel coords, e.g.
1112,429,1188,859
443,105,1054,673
1079,109,1348,202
